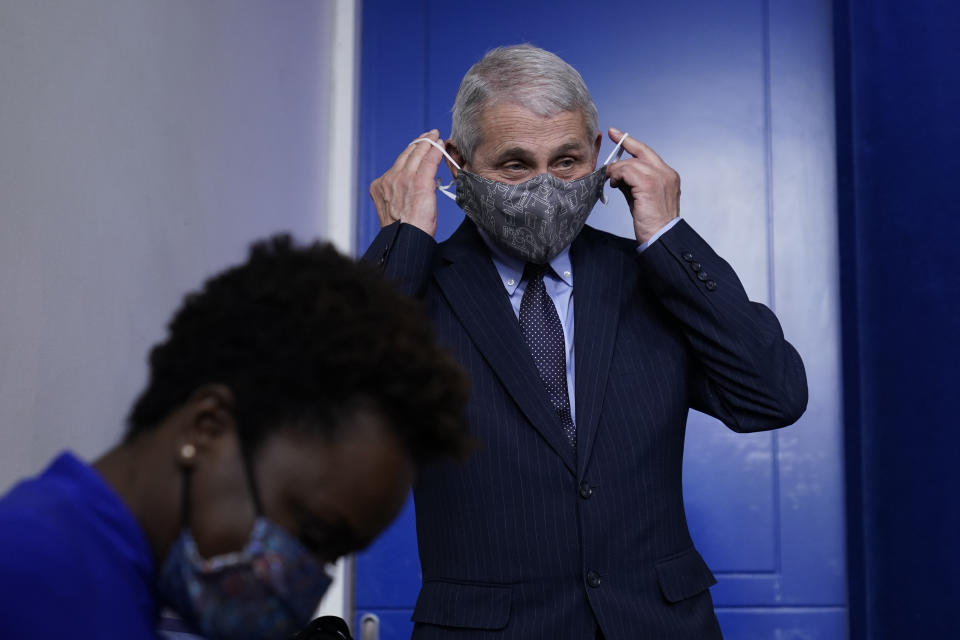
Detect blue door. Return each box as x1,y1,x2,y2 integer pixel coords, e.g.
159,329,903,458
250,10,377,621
354,1,845,637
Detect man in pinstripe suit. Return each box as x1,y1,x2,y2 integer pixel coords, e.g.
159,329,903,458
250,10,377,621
364,45,807,640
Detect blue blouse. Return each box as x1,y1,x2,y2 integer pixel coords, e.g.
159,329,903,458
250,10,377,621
0,451,159,638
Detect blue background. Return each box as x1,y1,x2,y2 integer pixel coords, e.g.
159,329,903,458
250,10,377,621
834,0,960,638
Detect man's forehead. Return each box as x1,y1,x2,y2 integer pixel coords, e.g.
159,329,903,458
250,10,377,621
476,103,592,155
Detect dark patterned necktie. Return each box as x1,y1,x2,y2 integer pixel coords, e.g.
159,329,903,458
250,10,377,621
519,263,576,449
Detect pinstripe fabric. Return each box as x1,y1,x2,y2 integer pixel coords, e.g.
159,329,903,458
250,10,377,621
363,220,807,639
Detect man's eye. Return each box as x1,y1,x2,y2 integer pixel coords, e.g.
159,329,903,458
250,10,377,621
555,158,575,169
503,162,525,171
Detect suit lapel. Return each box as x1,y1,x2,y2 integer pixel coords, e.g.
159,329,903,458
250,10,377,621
435,222,577,475
571,227,623,477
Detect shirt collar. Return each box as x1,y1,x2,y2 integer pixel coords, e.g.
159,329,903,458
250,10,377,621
476,228,574,293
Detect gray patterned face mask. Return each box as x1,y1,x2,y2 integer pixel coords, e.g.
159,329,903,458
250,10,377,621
414,134,629,264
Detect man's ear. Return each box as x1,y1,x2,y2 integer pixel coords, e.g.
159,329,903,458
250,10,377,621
176,384,237,464
444,138,464,178
592,130,602,166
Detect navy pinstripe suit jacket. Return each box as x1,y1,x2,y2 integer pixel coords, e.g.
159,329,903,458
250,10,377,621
363,219,807,640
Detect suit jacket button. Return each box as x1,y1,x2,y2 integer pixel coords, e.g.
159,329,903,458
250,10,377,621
705,280,718,291
682,252,694,262
697,271,710,281
586,570,602,588
579,482,593,499
690,261,702,272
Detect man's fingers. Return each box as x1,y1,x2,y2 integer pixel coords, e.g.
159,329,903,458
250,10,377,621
407,129,443,171
369,129,444,236
608,127,666,167
393,129,440,172
413,134,446,179
605,158,661,188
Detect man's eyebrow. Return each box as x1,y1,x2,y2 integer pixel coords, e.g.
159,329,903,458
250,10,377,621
492,147,536,164
551,141,587,156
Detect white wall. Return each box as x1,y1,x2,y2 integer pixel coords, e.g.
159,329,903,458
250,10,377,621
0,0,340,491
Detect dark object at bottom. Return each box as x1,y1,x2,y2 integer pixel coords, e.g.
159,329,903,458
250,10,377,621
291,615,353,640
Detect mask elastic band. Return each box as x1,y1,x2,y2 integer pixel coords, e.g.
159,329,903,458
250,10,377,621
412,137,460,200
178,467,192,528
239,447,265,517
411,137,461,170
598,132,630,206
602,132,630,166
436,180,458,201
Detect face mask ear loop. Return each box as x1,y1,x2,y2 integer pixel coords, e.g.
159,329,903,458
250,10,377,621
179,466,192,529
412,138,460,201
436,179,458,201
601,132,630,166
598,132,629,205
411,137,461,170
239,446,265,518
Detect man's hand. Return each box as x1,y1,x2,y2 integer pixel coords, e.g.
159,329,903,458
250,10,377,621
369,129,445,237
605,127,680,245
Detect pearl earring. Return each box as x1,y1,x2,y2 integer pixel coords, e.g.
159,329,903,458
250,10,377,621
180,443,197,461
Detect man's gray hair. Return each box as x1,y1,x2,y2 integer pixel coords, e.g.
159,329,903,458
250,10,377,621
451,44,599,165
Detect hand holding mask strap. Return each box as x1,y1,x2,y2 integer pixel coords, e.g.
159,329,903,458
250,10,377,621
598,132,629,205
411,132,631,263
602,132,630,166
410,137,460,201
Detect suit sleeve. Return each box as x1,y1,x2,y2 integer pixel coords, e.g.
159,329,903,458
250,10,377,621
361,221,439,298
636,219,808,432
